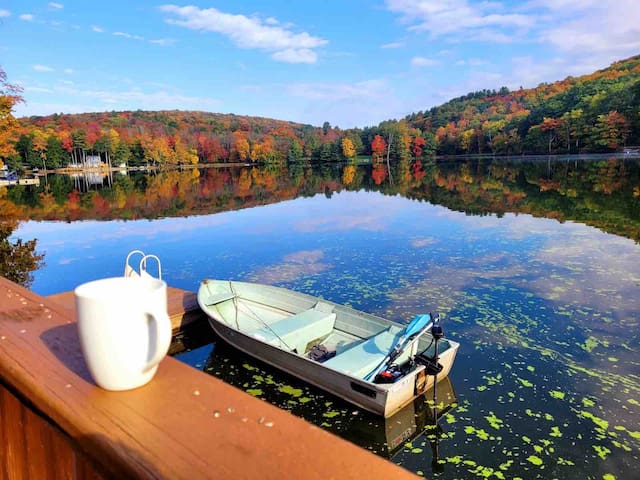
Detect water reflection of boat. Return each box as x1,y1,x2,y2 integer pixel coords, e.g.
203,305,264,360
198,280,459,417
341,376,457,459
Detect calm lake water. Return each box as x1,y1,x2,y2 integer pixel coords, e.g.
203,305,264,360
9,156,640,479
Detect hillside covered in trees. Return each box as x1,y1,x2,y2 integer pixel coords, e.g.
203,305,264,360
2,54,640,171
405,54,640,156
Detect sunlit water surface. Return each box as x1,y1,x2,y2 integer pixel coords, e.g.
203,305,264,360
16,186,640,480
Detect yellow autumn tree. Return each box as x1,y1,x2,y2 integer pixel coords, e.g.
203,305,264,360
342,165,356,185
233,132,250,162
0,67,23,168
341,137,356,160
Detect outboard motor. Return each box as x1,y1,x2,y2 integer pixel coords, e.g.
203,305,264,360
416,314,444,375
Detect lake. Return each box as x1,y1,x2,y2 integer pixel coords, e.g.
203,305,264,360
7,156,640,479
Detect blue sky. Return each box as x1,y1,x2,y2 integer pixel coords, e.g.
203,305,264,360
1,0,639,128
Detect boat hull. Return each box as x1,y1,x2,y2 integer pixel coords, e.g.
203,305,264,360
199,280,459,417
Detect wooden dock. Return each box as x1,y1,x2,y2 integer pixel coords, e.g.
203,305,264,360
0,277,418,479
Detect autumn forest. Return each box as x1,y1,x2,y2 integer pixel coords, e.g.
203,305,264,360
1,55,640,173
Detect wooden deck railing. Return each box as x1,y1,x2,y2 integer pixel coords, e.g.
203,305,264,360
0,276,417,479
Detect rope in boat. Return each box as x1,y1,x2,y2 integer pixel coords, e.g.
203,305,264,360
229,281,240,330
224,281,294,351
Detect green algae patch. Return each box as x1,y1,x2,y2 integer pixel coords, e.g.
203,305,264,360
465,425,490,441
485,412,504,429
579,411,609,430
469,465,505,479
517,377,533,387
603,474,617,480
579,336,599,353
279,385,303,397
246,388,263,396
550,426,563,437
527,455,543,466
593,445,611,460
322,411,340,418
582,397,595,407
499,460,514,471
550,390,565,400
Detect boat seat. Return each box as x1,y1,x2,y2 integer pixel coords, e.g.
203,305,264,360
252,305,336,354
204,291,237,306
323,326,414,379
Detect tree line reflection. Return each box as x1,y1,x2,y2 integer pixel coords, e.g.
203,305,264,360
2,156,639,286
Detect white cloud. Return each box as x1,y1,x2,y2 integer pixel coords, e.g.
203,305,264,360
381,41,405,49
384,0,534,40
33,64,54,72
54,84,221,111
91,25,104,33
63,68,73,74
411,56,439,67
48,2,64,9
457,58,490,66
19,13,35,21
0,9,10,18
25,86,53,93
113,31,144,40
271,48,317,64
536,0,640,60
149,38,176,46
15,84,222,118
286,79,389,102
159,4,328,64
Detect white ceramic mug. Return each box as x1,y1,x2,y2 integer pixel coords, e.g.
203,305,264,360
74,277,172,390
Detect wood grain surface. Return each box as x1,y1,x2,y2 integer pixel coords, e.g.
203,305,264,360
0,277,418,480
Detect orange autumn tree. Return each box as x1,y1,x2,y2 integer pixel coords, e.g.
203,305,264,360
371,164,387,184
371,135,386,162
233,131,250,162
540,117,563,154
412,136,426,159
0,67,23,168
594,111,631,150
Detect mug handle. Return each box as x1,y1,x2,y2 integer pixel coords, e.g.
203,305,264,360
143,308,172,371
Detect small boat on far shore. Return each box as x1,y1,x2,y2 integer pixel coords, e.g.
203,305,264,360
197,279,459,417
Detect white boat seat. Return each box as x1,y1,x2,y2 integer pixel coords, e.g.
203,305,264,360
253,306,336,354
323,326,413,379
204,292,237,305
